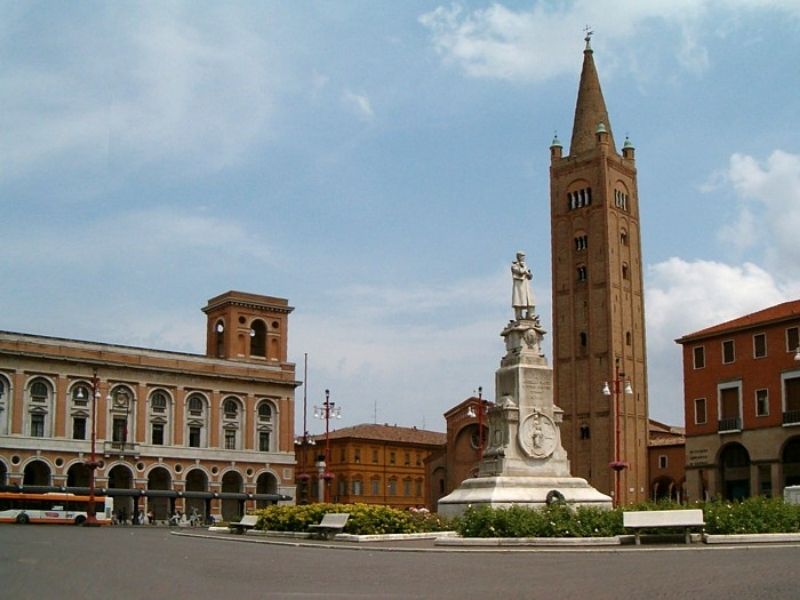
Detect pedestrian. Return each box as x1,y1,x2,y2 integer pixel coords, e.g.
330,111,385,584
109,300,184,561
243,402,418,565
147,509,155,525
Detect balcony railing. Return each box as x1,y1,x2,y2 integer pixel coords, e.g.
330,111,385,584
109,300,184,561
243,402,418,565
783,410,800,425
718,417,742,433
103,441,140,457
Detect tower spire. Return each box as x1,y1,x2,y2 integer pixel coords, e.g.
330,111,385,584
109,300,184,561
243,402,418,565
569,31,615,156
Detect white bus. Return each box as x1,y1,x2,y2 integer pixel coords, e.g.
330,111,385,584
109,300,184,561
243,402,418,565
0,492,113,525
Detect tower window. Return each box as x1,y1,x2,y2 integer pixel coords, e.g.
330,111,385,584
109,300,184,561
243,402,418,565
579,332,588,348
250,320,267,357
574,235,588,251
577,266,587,281
567,187,592,211
614,189,629,211
626,331,632,346
620,229,628,246
580,424,590,440
622,263,629,280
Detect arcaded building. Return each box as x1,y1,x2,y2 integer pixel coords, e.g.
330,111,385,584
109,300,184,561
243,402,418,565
677,299,800,501
549,36,649,504
0,291,299,521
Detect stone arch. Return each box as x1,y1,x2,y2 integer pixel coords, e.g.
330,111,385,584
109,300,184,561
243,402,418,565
184,468,208,519
651,476,678,501
221,470,244,522
147,466,172,521
250,319,267,357
782,436,800,487
23,459,52,486
66,461,91,488
719,442,751,500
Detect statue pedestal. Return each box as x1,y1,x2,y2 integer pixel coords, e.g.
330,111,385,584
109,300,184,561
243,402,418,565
438,316,611,517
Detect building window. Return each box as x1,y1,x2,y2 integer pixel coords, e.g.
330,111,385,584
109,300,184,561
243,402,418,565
372,449,379,463
694,398,707,425
693,346,705,369
580,423,591,439
224,399,238,418
658,455,668,469
756,389,769,417
30,381,48,402
188,396,204,416
574,235,588,251
152,423,164,445
340,447,346,462
580,332,588,348
189,426,201,448
567,187,592,210
387,479,397,496
626,331,632,346
151,392,167,413
718,384,742,431
404,452,411,466
614,189,629,211
783,375,800,424
352,479,362,496
403,479,412,496
258,402,273,422
415,479,423,496
72,417,86,440
753,333,767,359
259,431,270,451
31,414,45,437
371,479,380,496
577,265,587,281
416,454,422,466
722,340,735,364
389,451,396,465
224,429,237,450
354,448,361,464
788,327,800,353
112,417,127,443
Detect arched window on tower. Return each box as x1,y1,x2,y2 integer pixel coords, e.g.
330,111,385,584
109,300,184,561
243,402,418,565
250,320,267,357
620,229,629,247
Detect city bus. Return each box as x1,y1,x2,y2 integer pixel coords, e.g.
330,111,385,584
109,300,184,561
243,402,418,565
0,492,113,525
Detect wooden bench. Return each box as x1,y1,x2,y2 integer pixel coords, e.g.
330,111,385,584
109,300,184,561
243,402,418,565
623,509,705,545
308,513,349,539
229,514,259,534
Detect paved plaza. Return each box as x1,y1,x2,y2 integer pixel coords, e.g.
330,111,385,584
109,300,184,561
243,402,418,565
3,525,800,599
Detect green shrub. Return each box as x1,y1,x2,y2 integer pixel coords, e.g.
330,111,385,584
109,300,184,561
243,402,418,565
453,504,623,538
703,497,800,534
254,503,451,535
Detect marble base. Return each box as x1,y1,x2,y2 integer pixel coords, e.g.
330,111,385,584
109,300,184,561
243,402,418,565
437,475,612,518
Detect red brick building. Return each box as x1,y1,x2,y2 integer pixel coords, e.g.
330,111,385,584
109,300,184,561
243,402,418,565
677,299,800,501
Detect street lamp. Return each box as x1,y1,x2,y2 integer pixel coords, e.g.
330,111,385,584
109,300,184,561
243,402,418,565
314,389,341,503
602,358,633,506
78,371,101,526
466,386,487,462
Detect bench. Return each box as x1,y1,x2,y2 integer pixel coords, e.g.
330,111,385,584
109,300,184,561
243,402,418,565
229,515,259,534
308,513,350,539
623,509,705,545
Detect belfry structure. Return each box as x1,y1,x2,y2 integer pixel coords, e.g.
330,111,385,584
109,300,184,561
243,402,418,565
549,34,649,505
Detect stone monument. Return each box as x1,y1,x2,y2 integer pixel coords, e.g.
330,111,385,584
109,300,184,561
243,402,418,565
437,252,611,517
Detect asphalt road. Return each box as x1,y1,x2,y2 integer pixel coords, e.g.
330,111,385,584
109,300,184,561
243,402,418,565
2,525,799,599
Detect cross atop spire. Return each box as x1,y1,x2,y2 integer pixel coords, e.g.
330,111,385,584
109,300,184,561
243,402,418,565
583,25,593,51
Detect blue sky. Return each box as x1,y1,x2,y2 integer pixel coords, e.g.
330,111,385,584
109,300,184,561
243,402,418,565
2,2,800,435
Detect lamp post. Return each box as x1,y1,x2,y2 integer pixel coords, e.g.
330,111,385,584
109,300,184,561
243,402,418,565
80,371,101,526
466,386,486,463
314,389,341,503
602,358,633,506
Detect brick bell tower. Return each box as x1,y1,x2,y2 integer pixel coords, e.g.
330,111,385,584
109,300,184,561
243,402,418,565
549,33,649,505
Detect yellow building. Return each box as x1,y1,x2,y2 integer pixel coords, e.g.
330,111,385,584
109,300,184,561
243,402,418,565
0,290,299,522
295,423,445,509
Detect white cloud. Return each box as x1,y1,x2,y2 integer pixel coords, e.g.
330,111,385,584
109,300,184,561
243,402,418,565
419,1,797,83
342,90,375,121
0,5,278,179
644,257,794,424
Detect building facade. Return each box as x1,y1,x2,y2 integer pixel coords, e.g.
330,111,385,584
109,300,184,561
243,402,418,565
549,35,649,504
295,423,445,510
677,299,800,501
0,290,299,522
648,420,686,501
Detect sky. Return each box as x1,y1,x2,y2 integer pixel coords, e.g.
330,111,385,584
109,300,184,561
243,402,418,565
2,1,800,436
